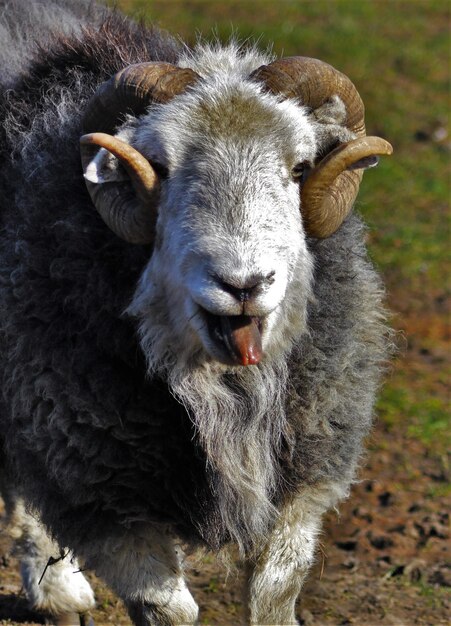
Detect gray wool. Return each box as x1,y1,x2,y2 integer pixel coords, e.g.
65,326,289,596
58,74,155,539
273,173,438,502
0,0,390,557
0,0,107,88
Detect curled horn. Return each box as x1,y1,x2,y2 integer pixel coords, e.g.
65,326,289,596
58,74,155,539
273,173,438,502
251,57,392,238
80,62,199,244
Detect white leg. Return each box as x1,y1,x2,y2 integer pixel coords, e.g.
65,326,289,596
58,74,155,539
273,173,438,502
246,482,349,626
6,498,95,623
84,525,198,626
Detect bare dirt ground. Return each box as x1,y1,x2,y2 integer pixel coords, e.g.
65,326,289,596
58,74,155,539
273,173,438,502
0,323,449,626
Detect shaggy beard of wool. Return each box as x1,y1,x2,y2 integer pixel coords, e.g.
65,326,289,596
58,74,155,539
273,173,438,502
171,354,290,552
128,266,310,552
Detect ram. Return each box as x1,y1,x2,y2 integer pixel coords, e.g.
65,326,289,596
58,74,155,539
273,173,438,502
0,1,392,624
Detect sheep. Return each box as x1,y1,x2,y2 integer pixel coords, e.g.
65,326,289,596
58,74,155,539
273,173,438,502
0,0,393,624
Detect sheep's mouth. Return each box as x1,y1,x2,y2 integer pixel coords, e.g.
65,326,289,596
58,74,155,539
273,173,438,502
203,311,264,366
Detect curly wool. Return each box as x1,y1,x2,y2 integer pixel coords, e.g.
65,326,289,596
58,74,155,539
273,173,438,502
0,5,388,554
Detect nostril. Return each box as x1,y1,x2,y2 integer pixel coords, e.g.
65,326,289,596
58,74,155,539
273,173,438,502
211,271,276,302
265,270,276,285
216,280,250,303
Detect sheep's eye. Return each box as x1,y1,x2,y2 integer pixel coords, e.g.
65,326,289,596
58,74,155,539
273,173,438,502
151,161,169,180
291,161,309,180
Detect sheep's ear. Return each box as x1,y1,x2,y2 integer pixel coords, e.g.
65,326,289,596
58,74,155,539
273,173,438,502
347,155,379,170
83,146,129,184
80,132,159,244
313,95,347,125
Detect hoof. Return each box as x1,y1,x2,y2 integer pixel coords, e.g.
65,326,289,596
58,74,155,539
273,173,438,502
46,612,93,626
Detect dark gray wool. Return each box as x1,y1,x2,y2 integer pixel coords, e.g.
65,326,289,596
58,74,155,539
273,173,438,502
0,1,388,554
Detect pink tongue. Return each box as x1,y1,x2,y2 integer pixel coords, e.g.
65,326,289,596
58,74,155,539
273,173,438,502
220,316,263,366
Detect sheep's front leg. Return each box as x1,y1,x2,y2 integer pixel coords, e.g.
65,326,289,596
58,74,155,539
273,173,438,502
4,497,95,625
245,482,348,625
85,525,198,626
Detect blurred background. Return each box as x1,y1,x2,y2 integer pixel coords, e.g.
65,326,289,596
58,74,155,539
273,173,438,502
1,1,448,625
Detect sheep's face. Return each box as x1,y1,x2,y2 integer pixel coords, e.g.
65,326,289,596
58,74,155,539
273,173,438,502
128,82,316,369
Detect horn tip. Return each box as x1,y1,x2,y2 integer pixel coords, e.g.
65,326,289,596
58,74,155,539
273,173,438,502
80,132,111,146
80,133,96,146
366,136,394,156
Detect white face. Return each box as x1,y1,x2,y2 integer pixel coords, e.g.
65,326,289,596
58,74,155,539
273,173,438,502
130,83,317,368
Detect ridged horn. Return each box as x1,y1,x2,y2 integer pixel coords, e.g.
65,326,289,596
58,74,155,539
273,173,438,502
251,56,366,136
251,57,392,237
82,62,200,134
301,137,393,238
81,62,200,244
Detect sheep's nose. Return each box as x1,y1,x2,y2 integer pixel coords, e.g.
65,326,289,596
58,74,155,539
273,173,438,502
214,271,276,303
187,265,283,318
